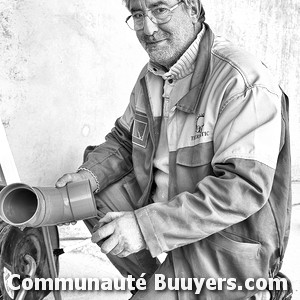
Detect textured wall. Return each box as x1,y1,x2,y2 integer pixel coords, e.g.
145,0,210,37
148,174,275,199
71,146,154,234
203,0,300,179
0,0,299,186
0,0,147,185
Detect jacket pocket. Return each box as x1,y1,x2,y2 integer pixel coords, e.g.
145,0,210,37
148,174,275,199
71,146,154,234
186,230,264,298
206,230,261,259
94,171,142,214
184,229,264,299
175,142,214,193
176,142,214,167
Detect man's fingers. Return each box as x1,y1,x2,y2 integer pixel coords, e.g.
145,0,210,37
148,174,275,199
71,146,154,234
92,212,124,236
57,221,77,226
92,212,146,257
56,170,98,192
100,235,119,254
98,212,124,224
55,173,76,188
117,250,131,258
107,239,124,255
91,222,115,243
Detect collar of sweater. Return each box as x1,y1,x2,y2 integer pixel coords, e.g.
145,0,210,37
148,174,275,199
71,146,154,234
148,25,206,81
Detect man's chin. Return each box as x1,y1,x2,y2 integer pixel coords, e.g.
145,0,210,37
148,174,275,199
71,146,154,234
146,47,174,67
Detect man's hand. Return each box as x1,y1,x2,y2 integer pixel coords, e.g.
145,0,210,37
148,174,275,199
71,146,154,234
55,169,98,226
55,170,97,192
91,212,146,257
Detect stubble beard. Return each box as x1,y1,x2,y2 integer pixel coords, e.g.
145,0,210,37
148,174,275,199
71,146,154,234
139,23,197,69
141,39,187,69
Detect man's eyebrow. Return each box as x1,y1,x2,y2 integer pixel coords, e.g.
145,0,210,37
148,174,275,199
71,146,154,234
130,8,143,13
130,1,170,12
148,1,170,8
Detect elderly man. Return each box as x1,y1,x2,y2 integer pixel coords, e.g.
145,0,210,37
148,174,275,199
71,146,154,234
57,0,292,299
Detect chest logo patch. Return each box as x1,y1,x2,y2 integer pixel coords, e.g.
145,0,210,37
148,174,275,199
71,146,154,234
196,114,205,133
132,111,149,148
191,113,210,141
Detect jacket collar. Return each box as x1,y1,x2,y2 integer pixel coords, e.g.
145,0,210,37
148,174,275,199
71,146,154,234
138,23,215,114
147,26,206,81
176,23,214,113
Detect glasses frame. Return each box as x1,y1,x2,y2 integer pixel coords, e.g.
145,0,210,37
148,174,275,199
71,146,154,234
125,1,183,31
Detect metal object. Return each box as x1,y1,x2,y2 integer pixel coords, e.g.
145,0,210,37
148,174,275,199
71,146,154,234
0,225,59,300
0,180,96,227
42,227,61,300
16,255,37,300
53,238,91,256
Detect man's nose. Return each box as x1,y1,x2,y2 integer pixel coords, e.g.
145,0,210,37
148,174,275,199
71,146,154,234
143,15,158,36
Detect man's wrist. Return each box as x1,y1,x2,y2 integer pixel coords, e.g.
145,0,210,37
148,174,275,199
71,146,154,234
133,212,147,250
77,168,100,193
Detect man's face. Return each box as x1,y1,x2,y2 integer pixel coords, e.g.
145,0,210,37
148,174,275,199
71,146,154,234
128,0,197,68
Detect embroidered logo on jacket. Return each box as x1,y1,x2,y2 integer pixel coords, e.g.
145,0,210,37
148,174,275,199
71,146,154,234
132,111,149,148
191,113,210,141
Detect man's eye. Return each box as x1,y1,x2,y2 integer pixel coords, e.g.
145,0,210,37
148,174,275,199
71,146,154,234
132,12,144,19
152,7,169,16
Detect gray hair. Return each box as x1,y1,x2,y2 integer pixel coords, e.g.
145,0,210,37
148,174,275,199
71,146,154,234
123,0,205,23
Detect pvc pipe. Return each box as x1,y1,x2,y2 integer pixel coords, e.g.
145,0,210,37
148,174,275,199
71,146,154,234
0,180,97,227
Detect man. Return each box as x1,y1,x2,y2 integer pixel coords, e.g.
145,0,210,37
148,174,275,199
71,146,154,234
56,0,292,299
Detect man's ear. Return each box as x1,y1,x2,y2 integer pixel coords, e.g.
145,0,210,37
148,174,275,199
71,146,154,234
186,0,201,24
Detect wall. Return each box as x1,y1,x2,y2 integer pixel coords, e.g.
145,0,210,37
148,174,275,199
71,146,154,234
203,0,300,180
0,0,147,186
0,0,299,187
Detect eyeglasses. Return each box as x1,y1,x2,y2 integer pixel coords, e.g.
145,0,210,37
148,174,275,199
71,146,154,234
125,1,183,31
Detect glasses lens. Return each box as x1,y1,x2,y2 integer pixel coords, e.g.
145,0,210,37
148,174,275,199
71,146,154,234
126,16,135,30
126,5,175,31
151,7,172,23
154,15,171,24
126,15,144,30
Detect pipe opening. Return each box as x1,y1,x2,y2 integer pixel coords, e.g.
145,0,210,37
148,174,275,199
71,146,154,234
3,189,38,223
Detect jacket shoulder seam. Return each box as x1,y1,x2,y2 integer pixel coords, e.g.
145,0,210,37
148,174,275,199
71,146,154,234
219,85,280,115
212,49,252,88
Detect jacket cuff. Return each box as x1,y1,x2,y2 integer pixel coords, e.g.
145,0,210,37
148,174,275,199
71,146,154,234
77,167,101,193
134,207,163,258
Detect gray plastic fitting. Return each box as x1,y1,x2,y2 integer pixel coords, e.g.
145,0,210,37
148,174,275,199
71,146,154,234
0,180,97,227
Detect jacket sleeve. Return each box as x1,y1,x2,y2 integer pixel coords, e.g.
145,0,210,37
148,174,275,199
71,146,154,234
135,85,282,257
79,90,136,192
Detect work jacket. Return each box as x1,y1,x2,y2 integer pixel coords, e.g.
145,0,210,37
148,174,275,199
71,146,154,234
81,24,291,299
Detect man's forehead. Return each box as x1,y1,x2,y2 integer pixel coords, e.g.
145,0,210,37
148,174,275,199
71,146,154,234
128,0,174,11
